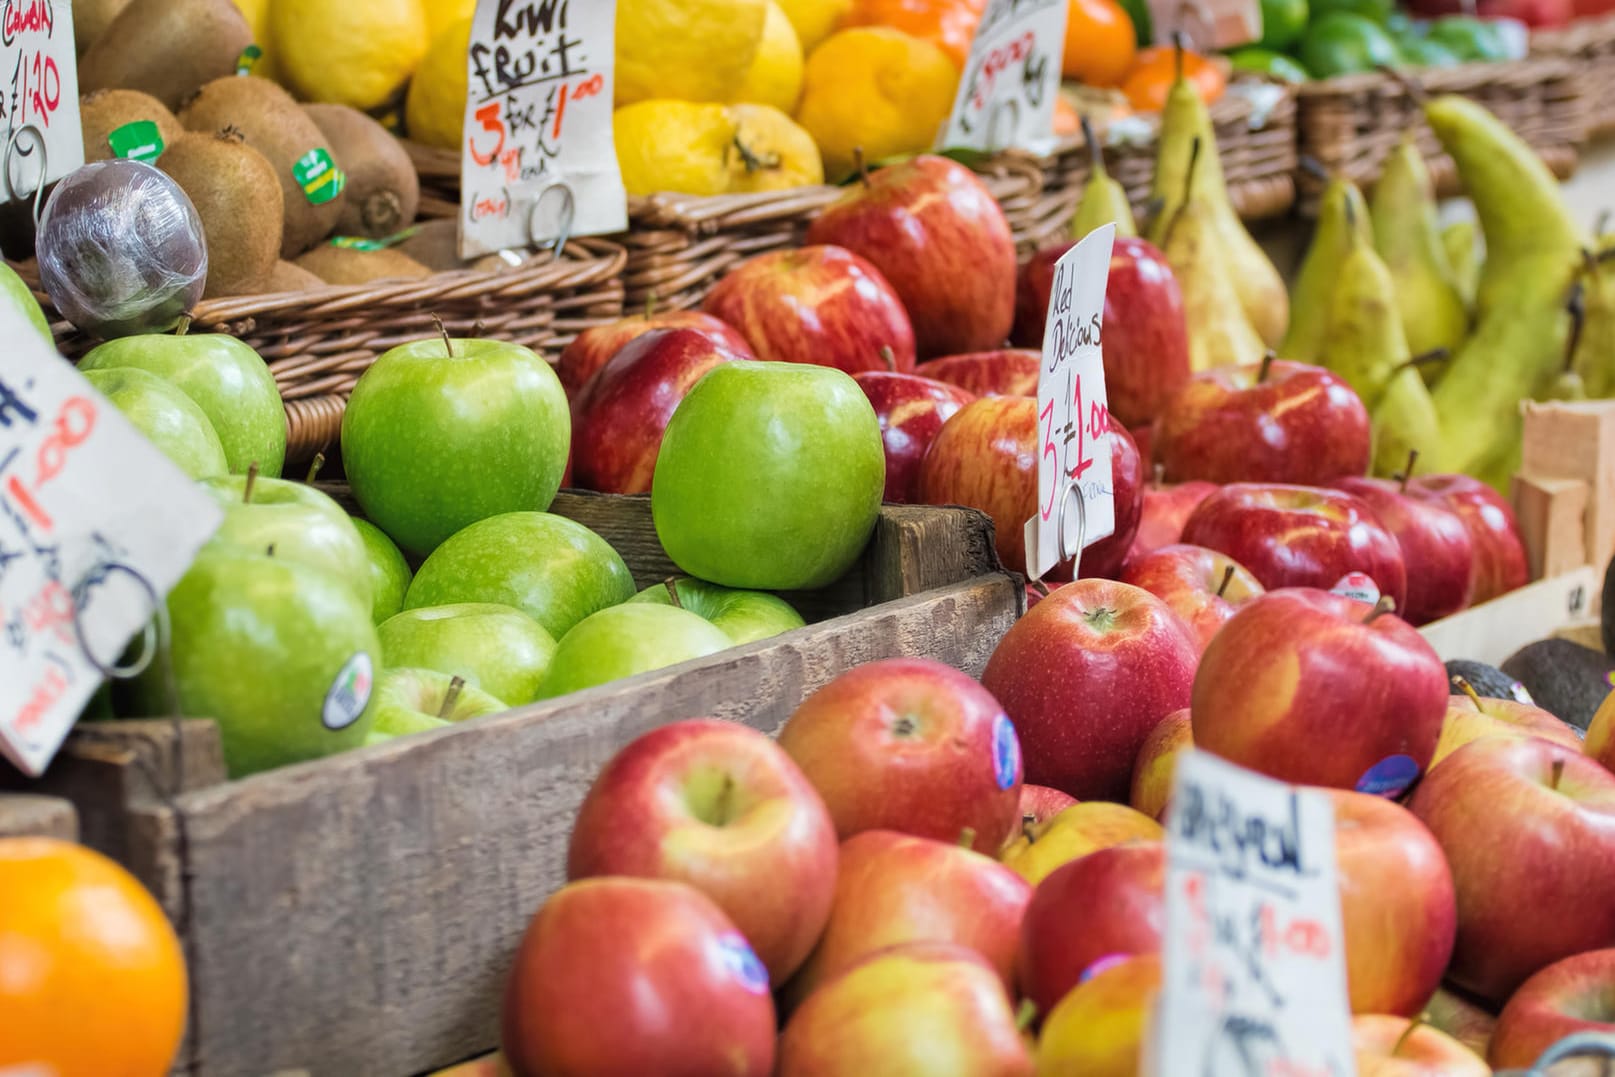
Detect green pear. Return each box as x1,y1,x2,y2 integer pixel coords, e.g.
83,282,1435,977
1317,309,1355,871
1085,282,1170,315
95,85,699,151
1070,117,1137,240
1372,136,1469,379
1283,175,1371,363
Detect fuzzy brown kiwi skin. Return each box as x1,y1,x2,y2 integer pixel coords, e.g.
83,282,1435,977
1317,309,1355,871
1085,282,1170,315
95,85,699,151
293,247,433,286
160,129,284,299
79,89,184,164
79,0,252,111
302,104,421,241
395,218,462,273
266,260,327,293
179,76,345,259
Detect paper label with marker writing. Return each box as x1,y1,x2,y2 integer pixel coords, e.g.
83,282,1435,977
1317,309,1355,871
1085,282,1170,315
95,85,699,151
940,0,1067,156
1024,223,1116,581
0,306,222,776
0,0,83,206
458,0,627,260
1151,749,1354,1077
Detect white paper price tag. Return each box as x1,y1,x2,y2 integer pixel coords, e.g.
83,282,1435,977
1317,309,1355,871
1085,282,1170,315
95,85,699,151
1023,223,1115,581
940,0,1067,156
1151,749,1355,1077
0,310,222,776
0,0,83,202
458,0,628,260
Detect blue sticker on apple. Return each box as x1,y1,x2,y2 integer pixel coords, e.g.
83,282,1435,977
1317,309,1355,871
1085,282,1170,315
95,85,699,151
992,713,1021,791
1355,754,1420,798
1079,953,1131,984
717,933,770,995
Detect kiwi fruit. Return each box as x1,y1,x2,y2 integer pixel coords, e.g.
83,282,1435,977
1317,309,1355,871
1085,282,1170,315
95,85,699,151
75,0,133,58
302,104,420,240
293,246,433,286
79,0,252,111
79,90,183,165
395,218,459,272
179,76,345,258
158,129,282,299
266,260,326,293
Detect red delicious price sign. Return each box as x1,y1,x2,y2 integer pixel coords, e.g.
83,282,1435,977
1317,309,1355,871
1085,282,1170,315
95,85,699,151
0,0,83,206
0,307,221,776
940,0,1067,155
1150,749,1354,1077
458,0,627,259
1024,223,1115,581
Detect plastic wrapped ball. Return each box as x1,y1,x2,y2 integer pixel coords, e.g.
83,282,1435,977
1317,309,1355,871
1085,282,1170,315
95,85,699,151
35,159,208,339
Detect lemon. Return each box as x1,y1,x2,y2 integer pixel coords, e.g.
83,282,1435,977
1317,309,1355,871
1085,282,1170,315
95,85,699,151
796,27,958,182
776,0,852,50
614,100,738,197
421,0,476,39
272,0,430,110
732,1,805,114
729,104,823,191
405,17,471,150
616,0,768,106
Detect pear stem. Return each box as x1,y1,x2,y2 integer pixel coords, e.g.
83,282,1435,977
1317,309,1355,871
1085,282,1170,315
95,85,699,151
1395,348,1451,375
662,578,684,609
1451,675,1484,709
1551,758,1565,791
304,452,325,485
1363,596,1396,624
242,462,260,504
1080,114,1105,176
432,314,454,357
439,675,465,720
1399,449,1418,495
1015,998,1039,1033
1172,30,1186,82
1298,155,1330,183
958,826,978,849
1390,1016,1425,1059
1566,280,1587,375
1216,564,1236,598
879,345,896,372
1257,350,1275,383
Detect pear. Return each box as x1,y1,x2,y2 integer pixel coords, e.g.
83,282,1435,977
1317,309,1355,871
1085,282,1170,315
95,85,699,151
1070,117,1137,240
79,0,253,111
1372,135,1469,381
1317,223,1405,409
1441,219,1481,310
1372,366,1443,478
1573,259,1615,399
1283,175,1370,363
1150,61,1288,347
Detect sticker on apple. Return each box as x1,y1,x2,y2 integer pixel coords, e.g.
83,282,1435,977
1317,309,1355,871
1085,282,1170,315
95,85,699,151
322,652,374,731
1330,572,1380,606
991,712,1022,791
716,933,770,995
1078,952,1131,984
1354,754,1420,798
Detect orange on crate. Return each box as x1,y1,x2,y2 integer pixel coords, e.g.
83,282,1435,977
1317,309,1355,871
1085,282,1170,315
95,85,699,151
838,0,987,68
1063,0,1138,87
1119,45,1227,111
0,838,188,1077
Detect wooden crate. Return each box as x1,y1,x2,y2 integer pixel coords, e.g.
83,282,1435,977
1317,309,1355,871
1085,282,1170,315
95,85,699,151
3,494,1021,1077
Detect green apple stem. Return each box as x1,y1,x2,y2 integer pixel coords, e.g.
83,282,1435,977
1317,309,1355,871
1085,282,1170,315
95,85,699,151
431,313,454,357
243,462,260,504
1398,450,1419,494
879,345,896,372
644,291,658,319
173,315,191,337
1450,675,1485,709
957,826,977,849
1216,564,1236,598
1551,758,1565,791
304,452,326,485
1362,596,1397,624
439,676,465,720
1257,351,1275,384
1390,1015,1425,1059
1014,998,1038,1034
662,578,684,609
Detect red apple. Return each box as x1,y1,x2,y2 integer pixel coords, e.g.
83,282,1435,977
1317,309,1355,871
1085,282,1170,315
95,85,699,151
805,155,1017,358
1120,543,1264,653
981,579,1199,800
1012,236,1192,430
784,829,1032,1008
1017,841,1165,1017
1130,708,1192,821
777,943,1034,1077
556,310,753,398
1034,953,1163,1075
1332,475,1475,625
502,877,775,1076
1489,948,1615,1070
1408,737,1615,1003
1019,784,1079,829
1351,1015,1490,1077
776,657,1023,855
702,245,917,375
1181,483,1409,612
566,718,839,984
570,327,746,494
1433,690,1584,771
1405,473,1530,605
852,370,976,503
1329,789,1457,1017
1191,589,1447,794
1152,359,1373,487
1127,477,1218,564
915,349,1039,397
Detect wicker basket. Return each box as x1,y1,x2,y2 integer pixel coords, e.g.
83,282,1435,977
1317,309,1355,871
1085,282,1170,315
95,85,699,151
1533,14,1615,139
1294,57,1587,214
31,238,626,465
1023,79,1300,253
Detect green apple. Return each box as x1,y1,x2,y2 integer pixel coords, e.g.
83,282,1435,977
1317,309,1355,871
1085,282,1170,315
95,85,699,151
200,475,374,608
354,517,412,624
372,667,508,739
82,366,228,479
539,603,733,699
628,577,804,645
0,260,52,346
130,546,380,776
378,602,556,705
341,336,570,556
404,511,635,639
651,360,884,590
78,333,288,477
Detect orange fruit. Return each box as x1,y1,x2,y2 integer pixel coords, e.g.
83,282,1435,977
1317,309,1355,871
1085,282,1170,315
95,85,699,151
0,838,188,1077
1120,46,1228,112
838,0,986,68
1063,0,1137,87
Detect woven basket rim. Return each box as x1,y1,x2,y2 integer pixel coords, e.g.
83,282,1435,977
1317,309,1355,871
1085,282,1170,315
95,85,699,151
1295,55,1576,98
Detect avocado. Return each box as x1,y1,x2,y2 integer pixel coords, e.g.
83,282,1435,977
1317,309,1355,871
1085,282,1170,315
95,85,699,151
1501,639,1615,732
1445,659,1535,705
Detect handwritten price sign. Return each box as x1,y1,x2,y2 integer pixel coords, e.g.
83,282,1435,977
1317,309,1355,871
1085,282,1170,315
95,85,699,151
458,0,627,259
1023,223,1115,581
0,308,221,776
1151,750,1355,1077
940,0,1066,155
0,0,81,204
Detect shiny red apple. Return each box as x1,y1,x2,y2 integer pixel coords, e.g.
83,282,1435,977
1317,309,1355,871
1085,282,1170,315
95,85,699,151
1405,473,1530,605
852,370,975,502
1120,543,1264,653
1126,476,1218,564
556,309,753,398
914,349,1039,398
1332,475,1475,625
702,245,917,375
1130,709,1192,821
1489,948,1615,1070
1019,784,1079,828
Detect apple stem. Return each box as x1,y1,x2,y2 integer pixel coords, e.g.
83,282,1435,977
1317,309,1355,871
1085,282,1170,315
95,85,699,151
1030,579,1050,599
715,773,736,826
265,543,276,557
879,345,896,372
242,462,260,504
644,291,658,319
1551,757,1565,791
1362,596,1397,624
1257,350,1275,384
439,676,465,720
173,315,191,338
1451,675,1484,709
853,146,870,187
304,452,325,485
1390,1015,1425,1059
1022,812,1037,841
431,313,454,357
1216,564,1236,598
1153,462,1165,486
958,826,978,849
1014,998,1039,1033
471,319,486,340
731,135,778,174
662,577,684,609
